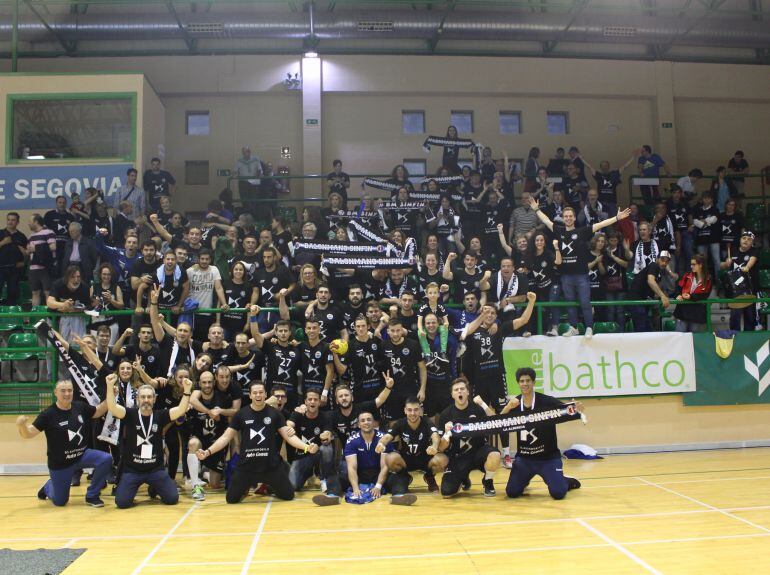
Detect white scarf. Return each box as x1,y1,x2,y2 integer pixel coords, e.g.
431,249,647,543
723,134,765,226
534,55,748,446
633,239,659,274
167,339,195,377
583,201,604,225
497,272,518,311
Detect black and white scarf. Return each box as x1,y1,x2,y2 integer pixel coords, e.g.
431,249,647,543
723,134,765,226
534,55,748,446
37,321,100,407
633,239,660,274
422,136,482,164
497,272,518,311
583,201,605,226
378,201,426,211
452,402,584,437
418,176,464,191
293,240,389,256
363,178,401,193
409,191,464,203
167,339,195,377
325,209,381,221
321,256,416,273
384,278,410,299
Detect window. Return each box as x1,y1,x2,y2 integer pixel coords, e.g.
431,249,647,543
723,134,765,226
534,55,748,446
402,110,425,134
547,112,569,135
499,111,522,135
451,110,474,134
186,111,210,136
9,94,135,162
402,159,426,178
185,160,209,185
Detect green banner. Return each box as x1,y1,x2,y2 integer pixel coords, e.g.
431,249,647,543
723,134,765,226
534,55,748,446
684,332,770,406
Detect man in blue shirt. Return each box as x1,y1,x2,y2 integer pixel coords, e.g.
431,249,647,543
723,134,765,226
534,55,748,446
314,408,416,506
637,145,670,206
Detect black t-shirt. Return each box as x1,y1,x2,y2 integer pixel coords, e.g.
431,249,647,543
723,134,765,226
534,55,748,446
130,258,160,306
273,230,293,258
465,322,515,386
417,302,448,322
200,225,224,250
342,303,367,333
731,247,760,291
262,341,301,396
0,229,27,267
50,279,91,308
229,405,286,471
154,267,189,309
354,270,386,302
451,266,484,304
593,170,622,205
381,336,421,387
229,253,262,284
331,399,380,441
223,349,265,396
33,401,96,470
253,265,294,307
652,217,675,252
158,334,203,377
342,337,384,399
438,402,489,456
666,200,690,232
221,280,252,333
486,272,528,306
692,204,721,244
630,262,665,299
327,171,351,202
216,381,243,411
719,213,743,247
189,391,229,447
552,223,594,275
528,251,557,290
307,305,346,342
561,176,589,210
123,343,161,378
143,169,175,203
514,393,564,460
292,283,318,306
287,410,332,462
205,345,229,370
44,210,74,241
386,416,438,462
121,407,171,473
300,341,333,392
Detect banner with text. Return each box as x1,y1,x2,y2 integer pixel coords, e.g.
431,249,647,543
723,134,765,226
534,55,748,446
0,164,133,210
684,332,770,406
503,333,696,398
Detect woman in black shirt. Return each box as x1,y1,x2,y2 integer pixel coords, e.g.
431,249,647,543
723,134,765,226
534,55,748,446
220,261,255,340
527,231,561,336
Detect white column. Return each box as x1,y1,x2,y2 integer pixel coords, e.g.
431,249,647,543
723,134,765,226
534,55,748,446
301,56,322,198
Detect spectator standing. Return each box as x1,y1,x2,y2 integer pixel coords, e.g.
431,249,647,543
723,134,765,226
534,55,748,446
142,157,176,212
726,150,748,197
111,168,146,222
673,254,712,333
326,159,350,205
235,146,263,210
637,145,670,205
62,222,99,283
0,212,28,305
44,195,74,272
27,214,58,306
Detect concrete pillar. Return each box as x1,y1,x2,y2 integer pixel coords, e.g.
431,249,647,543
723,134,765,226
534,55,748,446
301,55,322,198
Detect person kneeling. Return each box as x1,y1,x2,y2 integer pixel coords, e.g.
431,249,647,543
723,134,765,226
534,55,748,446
106,373,190,509
505,367,583,500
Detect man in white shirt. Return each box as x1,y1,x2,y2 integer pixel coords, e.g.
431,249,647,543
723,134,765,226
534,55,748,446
186,248,228,340
235,146,263,211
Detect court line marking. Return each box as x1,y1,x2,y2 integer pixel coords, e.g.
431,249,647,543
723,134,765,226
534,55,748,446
240,498,272,575
146,531,770,568
62,538,78,548
575,518,663,575
5,503,770,543
635,477,770,535
130,503,199,575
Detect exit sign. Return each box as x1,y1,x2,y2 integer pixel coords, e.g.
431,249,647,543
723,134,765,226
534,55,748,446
216,169,231,177
305,119,319,125
661,122,673,128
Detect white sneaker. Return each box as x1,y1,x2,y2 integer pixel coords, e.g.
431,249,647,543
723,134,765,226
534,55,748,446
320,479,328,493
192,485,205,501
584,327,593,339
563,326,579,337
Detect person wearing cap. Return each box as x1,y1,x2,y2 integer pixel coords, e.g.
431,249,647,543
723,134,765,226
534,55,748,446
627,250,677,332
720,231,760,331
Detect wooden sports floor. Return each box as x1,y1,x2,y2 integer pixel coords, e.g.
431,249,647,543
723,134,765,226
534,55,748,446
2,448,770,575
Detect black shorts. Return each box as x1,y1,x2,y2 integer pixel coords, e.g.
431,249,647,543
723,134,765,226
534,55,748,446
440,444,499,496
401,453,431,473
472,379,508,411
424,381,452,417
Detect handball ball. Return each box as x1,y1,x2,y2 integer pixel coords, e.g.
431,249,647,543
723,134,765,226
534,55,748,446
331,339,348,355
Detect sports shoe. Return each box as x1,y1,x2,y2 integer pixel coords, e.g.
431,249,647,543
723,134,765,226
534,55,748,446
461,476,472,491
192,485,206,501
320,479,328,493
502,454,513,469
391,494,417,506
37,486,47,501
563,326,579,337
567,477,582,491
482,478,496,497
436,352,449,365
312,494,340,506
423,473,439,493
254,483,270,496
584,327,593,340
71,473,81,487
545,327,558,337
148,485,158,499
86,497,105,508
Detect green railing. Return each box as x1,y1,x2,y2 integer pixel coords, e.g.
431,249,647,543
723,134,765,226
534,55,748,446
628,172,768,207
1,297,768,414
